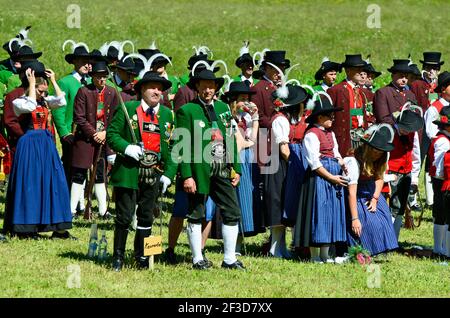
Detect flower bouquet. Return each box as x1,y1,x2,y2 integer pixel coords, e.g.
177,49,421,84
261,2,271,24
348,245,372,265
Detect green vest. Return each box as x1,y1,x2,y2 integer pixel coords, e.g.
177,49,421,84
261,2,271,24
174,99,241,194
107,101,177,189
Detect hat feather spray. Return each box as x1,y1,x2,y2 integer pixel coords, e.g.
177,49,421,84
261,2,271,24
123,52,172,79
99,41,135,60
8,26,33,51
239,41,250,58
62,39,89,53
265,61,300,99
192,45,213,58
252,48,270,70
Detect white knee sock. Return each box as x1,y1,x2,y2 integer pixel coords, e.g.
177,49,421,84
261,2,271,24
222,224,239,264
393,215,403,240
94,183,107,216
70,183,84,215
425,173,434,206
187,223,203,264
320,246,330,262
269,226,284,258
446,231,450,257
78,180,85,210
433,224,446,254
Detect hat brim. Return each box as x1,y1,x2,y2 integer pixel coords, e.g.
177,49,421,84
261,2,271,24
361,139,395,152
112,64,137,74
314,63,342,81
187,77,224,92
134,77,172,94
12,52,42,61
235,55,255,68
387,66,412,74
65,53,92,64
305,107,343,123
397,119,423,132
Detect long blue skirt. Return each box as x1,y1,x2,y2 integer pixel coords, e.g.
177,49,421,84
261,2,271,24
6,130,72,233
236,148,256,234
347,180,398,255
283,143,308,226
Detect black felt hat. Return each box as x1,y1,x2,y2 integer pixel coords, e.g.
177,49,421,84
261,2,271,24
363,63,382,78
435,71,450,93
65,46,91,64
387,59,412,74
305,95,343,123
11,45,42,61
408,63,421,77
112,55,137,74
187,69,224,92
314,59,342,81
395,106,424,132
89,61,109,76
360,124,395,152
341,54,367,68
432,106,450,127
134,71,172,94
272,85,309,109
262,51,290,68
221,81,255,103
420,52,444,66
20,60,46,78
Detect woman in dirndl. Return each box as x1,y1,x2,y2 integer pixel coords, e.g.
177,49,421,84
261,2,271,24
294,93,348,263
4,60,73,239
264,84,309,258
344,124,398,256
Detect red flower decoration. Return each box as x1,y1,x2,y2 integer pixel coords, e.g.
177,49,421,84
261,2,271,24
357,253,366,265
273,99,284,108
442,116,449,124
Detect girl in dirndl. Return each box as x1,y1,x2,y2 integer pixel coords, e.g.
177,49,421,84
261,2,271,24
264,84,309,258
344,124,398,256
4,60,73,238
223,81,263,255
294,93,348,263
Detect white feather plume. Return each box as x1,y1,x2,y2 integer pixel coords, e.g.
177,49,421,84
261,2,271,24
210,59,228,75
18,26,31,40
62,40,89,53
99,42,109,56
306,98,316,110
220,75,233,96
252,48,270,69
148,53,172,70
118,40,135,60
191,60,211,76
276,86,289,99
399,101,423,122
286,79,301,86
239,41,250,57
408,53,413,66
370,123,395,143
321,56,330,63
192,45,213,58
149,40,157,50
191,59,228,76
123,53,151,79
8,38,32,51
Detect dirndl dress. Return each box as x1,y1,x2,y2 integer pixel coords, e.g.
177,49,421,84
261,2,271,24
293,157,347,247
282,143,308,226
347,179,398,255
5,129,72,233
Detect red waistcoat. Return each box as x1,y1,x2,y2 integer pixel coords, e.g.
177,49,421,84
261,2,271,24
307,126,335,158
137,106,160,153
428,133,450,177
442,151,450,191
388,133,414,174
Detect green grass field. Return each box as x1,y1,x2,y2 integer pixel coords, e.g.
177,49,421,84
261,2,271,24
0,0,449,298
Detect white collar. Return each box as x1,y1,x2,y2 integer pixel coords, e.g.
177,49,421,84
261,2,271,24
71,71,83,82
240,75,253,84
141,99,159,114
321,82,330,91
439,97,450,107
345,78,356,88
198,97,214,107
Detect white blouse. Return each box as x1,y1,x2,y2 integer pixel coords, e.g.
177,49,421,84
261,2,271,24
343,157,360,185
303,125,342,170
432,134,450,178
13,93,67,117
424,98,449,139
271,115,290,145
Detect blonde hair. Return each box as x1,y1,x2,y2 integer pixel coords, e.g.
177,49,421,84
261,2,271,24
354,143,387,179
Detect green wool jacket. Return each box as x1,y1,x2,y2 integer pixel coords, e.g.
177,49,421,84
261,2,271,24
168,75,180,95
51,74,91,138
175,99,241,194
107,100,177,190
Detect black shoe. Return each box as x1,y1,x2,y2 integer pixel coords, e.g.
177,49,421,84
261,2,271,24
51,231,78,240
16,232,42,240
100,212,113,220
202,250,213,268
164,248,177,265
112,257,124,272
193,259,212,270
221,260,246,270
135,256,149,270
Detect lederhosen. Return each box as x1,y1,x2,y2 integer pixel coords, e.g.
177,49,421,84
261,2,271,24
115,106,163,230
187,103,241,227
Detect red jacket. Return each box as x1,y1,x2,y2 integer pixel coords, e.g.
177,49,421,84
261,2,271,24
3,87,26,153
442,151,450,192
428,133,450,177
411,79,434,113
328,80,374,156
251,78,276,129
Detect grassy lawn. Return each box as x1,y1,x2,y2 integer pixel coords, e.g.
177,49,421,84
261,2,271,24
0,0,449,298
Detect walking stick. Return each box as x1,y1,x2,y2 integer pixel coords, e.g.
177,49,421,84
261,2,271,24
84,144,103,220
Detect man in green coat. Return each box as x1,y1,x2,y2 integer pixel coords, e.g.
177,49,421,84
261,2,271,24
107,71,177,271
174,69,244,270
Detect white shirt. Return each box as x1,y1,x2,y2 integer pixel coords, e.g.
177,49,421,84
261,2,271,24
71,71,83,82
432,132,450,179
271,115,290,145
343,157,360,185
13,93,67,117
424,98,449,139
303,125,342,170
240,75,253,85
140,99,159,115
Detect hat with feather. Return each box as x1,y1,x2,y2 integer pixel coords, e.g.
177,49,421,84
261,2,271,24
3,26,32,56
187,59,228,91
305,90,342,124
393,102,424,132
235,41,256,68
359,123,395,152
432,105,450,127
99,41,135,64
314,57,342,81
138,41,173,68
63,40,91,64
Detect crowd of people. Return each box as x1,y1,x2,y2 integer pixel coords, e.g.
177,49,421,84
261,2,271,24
0,27,449,271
